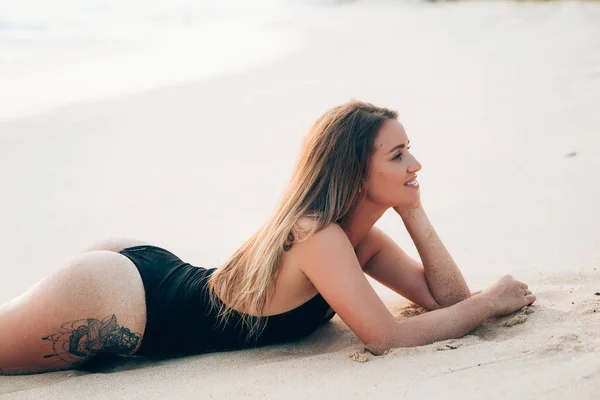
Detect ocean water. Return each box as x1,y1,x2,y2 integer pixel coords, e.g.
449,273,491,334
1,0,598,122
0,0,329,121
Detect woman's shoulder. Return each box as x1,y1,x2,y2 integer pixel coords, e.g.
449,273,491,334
291,218,351,258
279,219,354,297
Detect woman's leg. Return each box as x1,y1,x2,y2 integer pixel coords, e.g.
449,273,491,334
0,250,146,375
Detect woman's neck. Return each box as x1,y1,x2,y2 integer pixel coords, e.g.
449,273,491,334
341,198,387,247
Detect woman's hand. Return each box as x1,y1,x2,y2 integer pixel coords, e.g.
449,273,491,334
482,275,536,316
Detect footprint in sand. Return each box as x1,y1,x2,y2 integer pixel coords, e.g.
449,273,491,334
578,296,599,316
544,333,593,354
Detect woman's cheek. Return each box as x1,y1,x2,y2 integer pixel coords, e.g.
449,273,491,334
368,182,402,205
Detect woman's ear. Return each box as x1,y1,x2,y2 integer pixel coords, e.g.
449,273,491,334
359,178,369,194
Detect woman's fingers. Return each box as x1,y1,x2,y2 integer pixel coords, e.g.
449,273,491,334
525,294,536,305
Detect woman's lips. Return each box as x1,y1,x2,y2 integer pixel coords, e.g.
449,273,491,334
404,179,419,189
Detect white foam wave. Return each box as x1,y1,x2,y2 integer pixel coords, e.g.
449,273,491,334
0,0,311,121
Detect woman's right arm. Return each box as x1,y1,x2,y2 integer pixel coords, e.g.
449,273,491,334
298,224,535,355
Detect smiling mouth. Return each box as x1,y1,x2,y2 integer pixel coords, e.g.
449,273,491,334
404,178,419,188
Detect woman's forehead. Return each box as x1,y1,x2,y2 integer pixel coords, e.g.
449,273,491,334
373,119,408,152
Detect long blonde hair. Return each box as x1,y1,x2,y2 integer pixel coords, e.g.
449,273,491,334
208,100,398,340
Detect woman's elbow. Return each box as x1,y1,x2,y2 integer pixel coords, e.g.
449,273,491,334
364,342,393,356
360,328,398,356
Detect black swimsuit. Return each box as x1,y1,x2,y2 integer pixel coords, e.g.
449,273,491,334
118,245,335,357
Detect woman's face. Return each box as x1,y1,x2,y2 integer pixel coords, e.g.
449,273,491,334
363,119,422,208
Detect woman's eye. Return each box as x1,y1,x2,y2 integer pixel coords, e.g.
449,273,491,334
393,153,403,161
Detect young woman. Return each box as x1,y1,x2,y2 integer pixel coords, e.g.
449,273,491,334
0,101,535,375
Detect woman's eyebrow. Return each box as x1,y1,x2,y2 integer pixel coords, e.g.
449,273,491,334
385,141,410,154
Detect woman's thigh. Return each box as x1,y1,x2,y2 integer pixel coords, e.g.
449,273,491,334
0,251,146,375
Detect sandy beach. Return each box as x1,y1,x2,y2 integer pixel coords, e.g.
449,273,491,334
1,1,599,398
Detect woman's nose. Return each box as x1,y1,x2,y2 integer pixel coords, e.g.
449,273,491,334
408,155,422,173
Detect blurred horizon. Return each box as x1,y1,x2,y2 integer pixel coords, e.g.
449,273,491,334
1,0,598,121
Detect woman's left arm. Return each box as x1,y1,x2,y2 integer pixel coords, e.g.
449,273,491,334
394,204,471,308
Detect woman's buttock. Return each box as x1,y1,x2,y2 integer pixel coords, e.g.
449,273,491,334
0,250,147,374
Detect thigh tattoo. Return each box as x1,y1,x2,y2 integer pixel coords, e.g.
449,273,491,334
42,315,141,362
